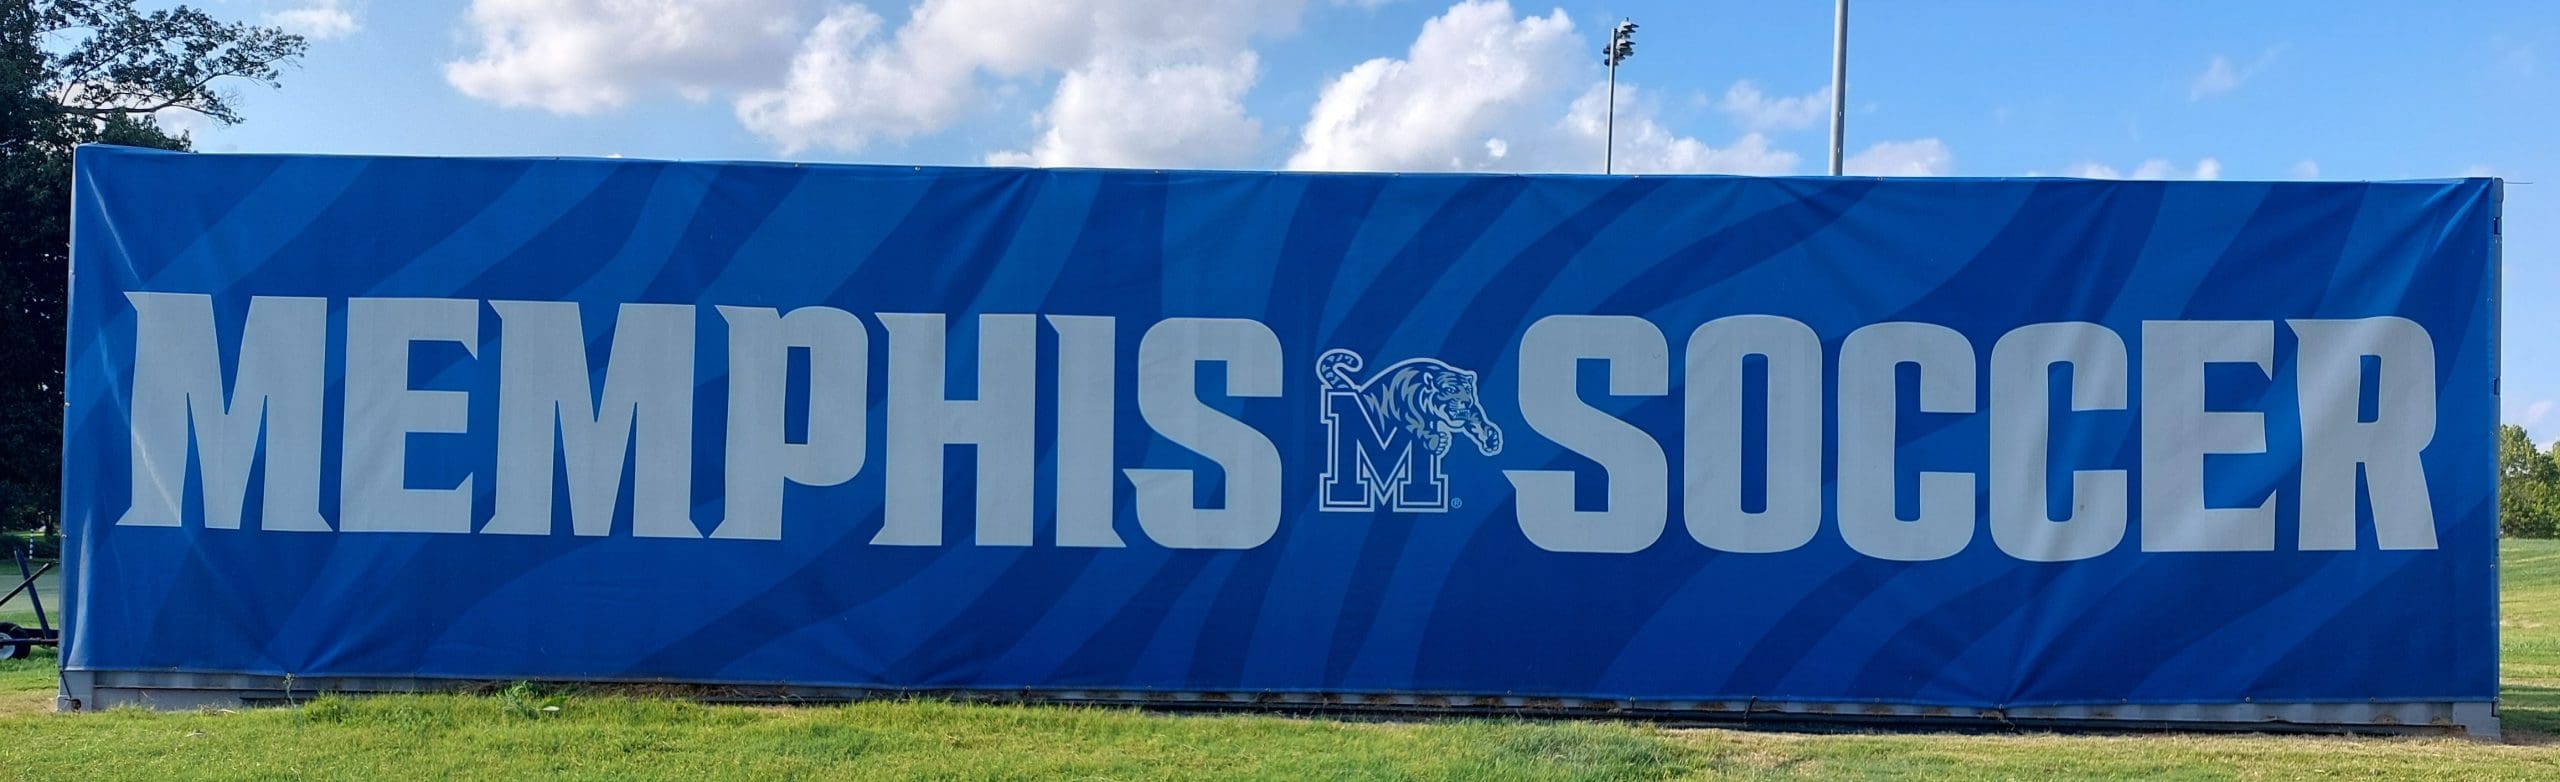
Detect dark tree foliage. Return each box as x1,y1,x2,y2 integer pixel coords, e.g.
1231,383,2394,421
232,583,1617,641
0,1,302,533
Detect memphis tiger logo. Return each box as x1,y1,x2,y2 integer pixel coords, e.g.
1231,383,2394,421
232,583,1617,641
1316,348,1504,513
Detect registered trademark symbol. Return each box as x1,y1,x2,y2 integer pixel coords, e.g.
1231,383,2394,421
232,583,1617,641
1451,497,1464,509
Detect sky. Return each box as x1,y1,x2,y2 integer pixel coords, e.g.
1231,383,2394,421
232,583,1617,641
143,0,2560,439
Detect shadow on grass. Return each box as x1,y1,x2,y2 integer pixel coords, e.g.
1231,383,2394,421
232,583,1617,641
2501,685,2560,743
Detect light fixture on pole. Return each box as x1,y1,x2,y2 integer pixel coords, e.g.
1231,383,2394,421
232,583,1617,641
1604,18,1636,174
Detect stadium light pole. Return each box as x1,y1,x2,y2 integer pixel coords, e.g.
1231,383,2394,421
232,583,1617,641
1827,0,1847,175
1604,18,1637,174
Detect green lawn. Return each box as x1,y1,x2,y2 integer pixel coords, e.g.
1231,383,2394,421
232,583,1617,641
2502,539,2560,737
2,546,2558,780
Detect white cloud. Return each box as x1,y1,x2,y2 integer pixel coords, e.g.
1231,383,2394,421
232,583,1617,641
1717,81,1828,132
2462,164,2502,178
268,1,360,40
2189,56,2241,99
730,5,963,151
1555,82,1795,174
446,0,811,115
1844,138,1952,177
2529,400,2556,428
2063,162,2119,179
2068,157,2220,180
738,0,1297,160
2137,157,2218,179
434,0,1877,173
1287,1,1786,175
1288,0,1578,171
2189,46,2285,100
150,105,216,142
987,52,1263,168
2290,159,2320,179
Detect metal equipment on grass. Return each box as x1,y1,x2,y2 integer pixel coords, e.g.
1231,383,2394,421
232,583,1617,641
1,545,57,660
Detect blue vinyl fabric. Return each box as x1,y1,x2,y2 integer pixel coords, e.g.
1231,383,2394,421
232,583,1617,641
61,145,2499,708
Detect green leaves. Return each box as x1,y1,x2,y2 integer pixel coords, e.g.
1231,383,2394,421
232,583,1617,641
0,1,303,533
26,1,305,129
2501,424,2560,538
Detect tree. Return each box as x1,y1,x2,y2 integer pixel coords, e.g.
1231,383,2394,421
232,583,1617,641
2500,424,2560,538
0,1,303,534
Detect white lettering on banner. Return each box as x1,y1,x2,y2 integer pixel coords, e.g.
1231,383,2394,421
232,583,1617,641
486,301,699,538
714,305,867,541
1838,322,1977,562
1126,318,1285,549
1506,315,1669,554
340,297,479,533
108,294,2448,558
2291,317,2439,551
1685,315,1825,554
1988,322,2130,562
119,293,329,531
1049,315,1126,548
877,313,1037,547
2140,320,2277,552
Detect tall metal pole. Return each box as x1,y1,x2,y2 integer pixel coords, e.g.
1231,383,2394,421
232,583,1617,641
1604,58,1617,175
1603,19,1634,175
1827,0,1847,175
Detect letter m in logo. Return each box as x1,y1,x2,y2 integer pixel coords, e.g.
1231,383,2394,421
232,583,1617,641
1315,349,1502,513
1320,387,1449,512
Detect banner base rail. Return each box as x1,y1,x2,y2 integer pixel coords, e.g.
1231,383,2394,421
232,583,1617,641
57,669,2500,740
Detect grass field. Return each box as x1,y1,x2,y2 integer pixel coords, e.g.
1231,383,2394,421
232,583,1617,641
1,545,2557,780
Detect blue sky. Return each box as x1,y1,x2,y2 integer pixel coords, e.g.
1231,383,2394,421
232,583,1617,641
165,0,2557,436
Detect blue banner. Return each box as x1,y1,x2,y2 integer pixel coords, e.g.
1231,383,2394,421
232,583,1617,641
62,145,2499,710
